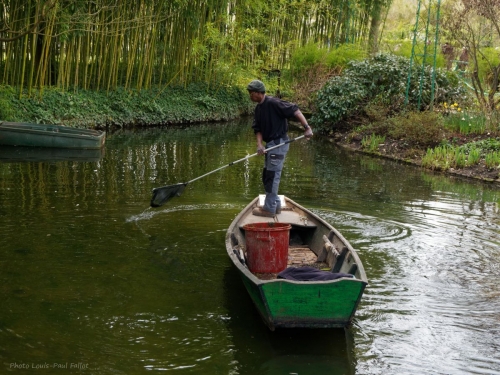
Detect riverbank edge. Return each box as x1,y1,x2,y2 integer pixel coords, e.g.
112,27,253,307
330,136,500,186
0,85,254,129
287,121,500,185
3,85,498,186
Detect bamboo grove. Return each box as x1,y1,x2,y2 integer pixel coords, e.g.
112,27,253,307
0,0,385,94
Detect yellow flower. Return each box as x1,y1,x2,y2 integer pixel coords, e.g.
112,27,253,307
454,103,458,107
458,108,461,111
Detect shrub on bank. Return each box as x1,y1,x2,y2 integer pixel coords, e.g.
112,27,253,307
355,110,447,152
311,53,468,134
386,111,445,148
0,83,252,129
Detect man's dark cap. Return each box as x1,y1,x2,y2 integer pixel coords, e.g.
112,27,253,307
247,80,266,93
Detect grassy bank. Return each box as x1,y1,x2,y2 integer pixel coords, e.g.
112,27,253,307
0,84,253,129
332,110,500,183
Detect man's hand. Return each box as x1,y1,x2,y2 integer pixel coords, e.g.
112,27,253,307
304,127,313,139
257,144,266,155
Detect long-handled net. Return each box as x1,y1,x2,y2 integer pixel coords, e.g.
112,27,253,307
150,135,305,207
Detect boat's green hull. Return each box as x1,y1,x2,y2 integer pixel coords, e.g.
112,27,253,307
0,122,105,149
227,196,368,330
240,270,366,330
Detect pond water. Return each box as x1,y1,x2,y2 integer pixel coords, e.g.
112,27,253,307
1,118,499,375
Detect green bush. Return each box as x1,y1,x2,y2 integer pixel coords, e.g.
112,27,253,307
313,75,368,130
386,111,445,147
311,53,467,133
383,40,414,59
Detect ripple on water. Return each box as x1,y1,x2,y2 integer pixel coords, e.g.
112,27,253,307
316,201,500,375
312,209,412,246
126,203,240,223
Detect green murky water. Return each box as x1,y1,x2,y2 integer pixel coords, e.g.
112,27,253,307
1,118,499,374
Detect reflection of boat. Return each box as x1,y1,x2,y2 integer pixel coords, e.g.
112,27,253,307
260,354,352,375
0,121,105,149
226,195,368,330
221,265,356,375
0,145,105,162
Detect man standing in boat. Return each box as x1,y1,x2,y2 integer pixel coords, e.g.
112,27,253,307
247,79,313,217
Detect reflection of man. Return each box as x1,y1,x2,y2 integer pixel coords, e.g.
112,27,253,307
247,80,313,217
442,42,454,70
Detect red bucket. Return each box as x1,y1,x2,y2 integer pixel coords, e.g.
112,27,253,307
243,222,291,273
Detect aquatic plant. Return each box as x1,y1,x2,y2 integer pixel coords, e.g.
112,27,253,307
361,134,386,152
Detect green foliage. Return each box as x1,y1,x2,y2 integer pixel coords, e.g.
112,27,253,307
382,40,446,69
422,145,452,170
460,138,500,154
422,144,467,170
467,146,481,165
422,138,500,170
324,44,367,69
386,111,445,147
289,43,366,79
0,85,17,121
5,84,252,128
290,43,328,77
476,47,500,90
1,0,378,92
361,134,386,152
443,110,487,135
453,148,467,168
313,75,368,130
311,53,468,134
485,152,500,169
285,43,366,112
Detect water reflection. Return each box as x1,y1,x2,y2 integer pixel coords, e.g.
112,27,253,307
1,118,499,374
222,265,355,375
0,145,105,163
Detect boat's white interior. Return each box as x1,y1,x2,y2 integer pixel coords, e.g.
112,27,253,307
231,195,361,281
237,195,317,229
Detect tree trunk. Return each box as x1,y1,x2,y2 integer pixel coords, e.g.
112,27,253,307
368,0,384,54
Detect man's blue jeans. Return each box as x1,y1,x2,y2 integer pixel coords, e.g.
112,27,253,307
262,137,289,214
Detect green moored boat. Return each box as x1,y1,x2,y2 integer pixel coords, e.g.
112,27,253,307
0,121,105,149
226,195,368,330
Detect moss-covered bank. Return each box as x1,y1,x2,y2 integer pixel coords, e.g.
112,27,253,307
0,83,253,129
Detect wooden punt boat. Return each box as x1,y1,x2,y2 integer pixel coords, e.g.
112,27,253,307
0,121,105,149
226,195,368,330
